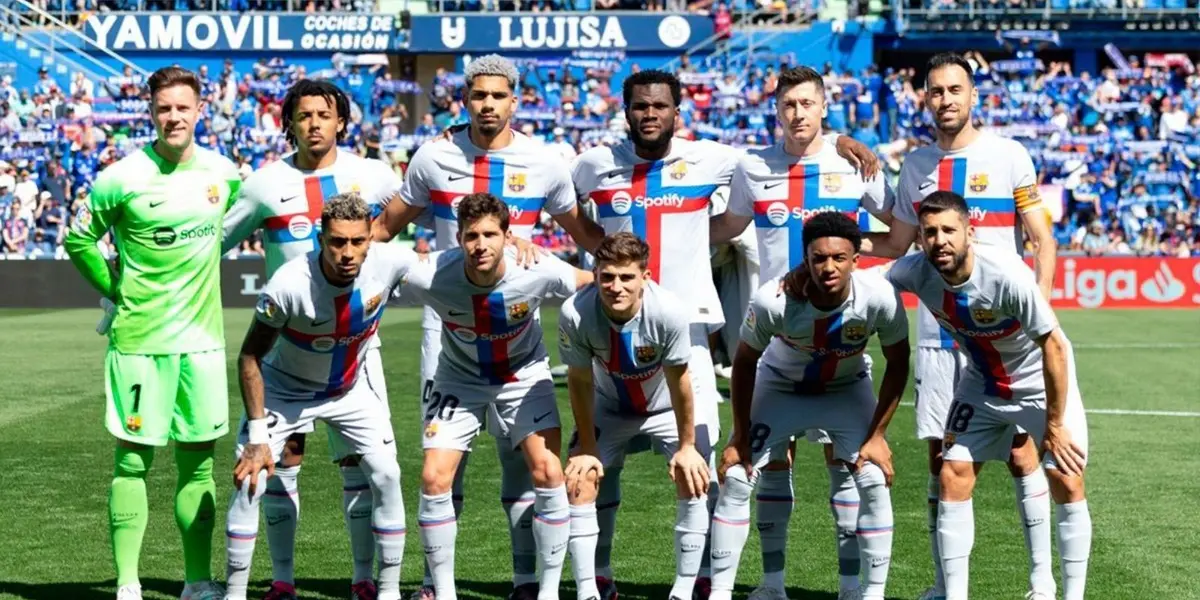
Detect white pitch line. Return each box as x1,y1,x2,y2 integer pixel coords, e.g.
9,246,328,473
1071,342,1200,349
895,403,1200,417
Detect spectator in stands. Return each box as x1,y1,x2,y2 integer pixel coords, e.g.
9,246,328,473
2,198,29,255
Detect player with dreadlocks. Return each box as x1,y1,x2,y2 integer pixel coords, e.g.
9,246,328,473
222,78,420,600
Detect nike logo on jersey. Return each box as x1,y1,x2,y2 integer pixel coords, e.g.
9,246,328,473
312,318,332,327
763,182,784,190
149,199,168,208
280,195,298,203
919,181,935,191
448,310,469,316
448,174,471,182
213,421,226,431
601,169,628,182
383,438,394,445
266,515,291,526
532,411,553,423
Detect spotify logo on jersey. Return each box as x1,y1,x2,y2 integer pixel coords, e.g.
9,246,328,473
152,223,218,247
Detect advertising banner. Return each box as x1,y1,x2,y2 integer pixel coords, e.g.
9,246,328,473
858,256,1200,309
407,14,714,53
2,257,1197,310
83,13,400,52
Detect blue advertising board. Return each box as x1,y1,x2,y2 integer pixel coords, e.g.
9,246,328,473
83,13,400,52
408,14,713,53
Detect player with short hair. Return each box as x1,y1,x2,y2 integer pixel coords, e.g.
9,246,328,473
709,212,910,600
884,191,1090,600
374,54,605,600
222,78,415,600
225,192,416,600
557,232,713,600
400,192,594,600
64,66,241,600
865,53,1060,600
708,65,894,599
571,69,879,599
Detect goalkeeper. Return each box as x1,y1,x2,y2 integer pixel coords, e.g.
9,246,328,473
65,66,242,600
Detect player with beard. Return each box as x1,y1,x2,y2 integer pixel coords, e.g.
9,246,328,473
865,53,1059,600
222,79,414,600
884,191,1089,600
709,212,909,600
373,54,606,600
708,66,894,600
570,69,880,600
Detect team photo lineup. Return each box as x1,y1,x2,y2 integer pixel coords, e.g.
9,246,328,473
34,40,1115,600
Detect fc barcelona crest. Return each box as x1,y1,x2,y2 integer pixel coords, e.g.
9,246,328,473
509,301,530,321
207,184,220,204
843,324,867,341
364,294,383,317
972,308,996,323
635,346,658,363
507,173,527,193
669,161,688,180
968,173,989,193
822,173,843,193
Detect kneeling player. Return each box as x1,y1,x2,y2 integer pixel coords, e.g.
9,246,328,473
225,193,414,600
557,233,715,600
709,213,910,600
884,191,1090,600
401,193,594,600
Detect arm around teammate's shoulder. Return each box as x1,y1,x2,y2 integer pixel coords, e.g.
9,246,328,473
373,148,433,242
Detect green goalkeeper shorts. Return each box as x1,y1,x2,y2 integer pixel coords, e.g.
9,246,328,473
104,348,230,446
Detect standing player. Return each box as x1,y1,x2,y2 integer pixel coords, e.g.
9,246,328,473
571,69,879,599
399,193,594,600
865,53,1059,600
884,191,1090,600
64,66,241,600
557,233,713,600
709,212,910,600
708,66,894,600
374,54,605,600
222,78,412,600
225,193,414,600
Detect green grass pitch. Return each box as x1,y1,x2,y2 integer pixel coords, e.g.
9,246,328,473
1,308,1197,600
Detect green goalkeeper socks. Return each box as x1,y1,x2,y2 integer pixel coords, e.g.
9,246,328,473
174,447,217,584
110,445,155,587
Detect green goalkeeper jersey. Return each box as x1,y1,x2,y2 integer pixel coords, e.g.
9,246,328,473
65,144,242,355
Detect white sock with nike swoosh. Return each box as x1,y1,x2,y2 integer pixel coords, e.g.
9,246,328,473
263,465,300,586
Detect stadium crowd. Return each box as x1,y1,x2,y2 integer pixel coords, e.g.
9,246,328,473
3,44,1200,260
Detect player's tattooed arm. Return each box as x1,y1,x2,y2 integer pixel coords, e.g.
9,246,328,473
234,319,281,495
721,341,762,483
833,135,881,180
1016,194,1058,301
664,364,710,499
1034,328,1086,477
857,337,910,487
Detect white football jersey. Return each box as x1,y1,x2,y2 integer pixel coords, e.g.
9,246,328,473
741,269,908,393
727,141,893,281
402,247,577,386
892,131,1042,348
886,244,1061,401
225,149,405,279
254,243,420,401
557,282,692,416
572,138,741,326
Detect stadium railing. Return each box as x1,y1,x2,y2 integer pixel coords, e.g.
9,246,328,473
895,0,1200,31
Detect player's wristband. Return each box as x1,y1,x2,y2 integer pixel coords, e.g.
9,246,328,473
248,418,269,445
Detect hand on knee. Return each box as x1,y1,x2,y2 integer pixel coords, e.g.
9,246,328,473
568,470,600,505
719,464,754,505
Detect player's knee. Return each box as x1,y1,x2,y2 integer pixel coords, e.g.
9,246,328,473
1046,468,1086,504
569,473,600,504
363,454,402,494
938,460,976,501
854,462,887,492
281,434,307,467
527,453,564,488
1006,435,1039,477
114,445,154,479
421,461,456,495
720,465,754,505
